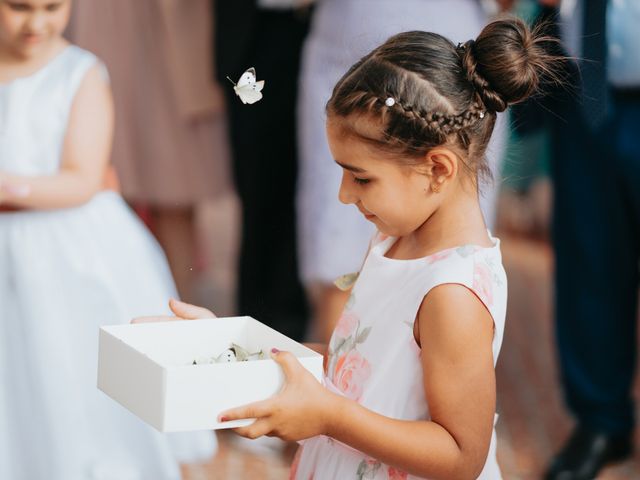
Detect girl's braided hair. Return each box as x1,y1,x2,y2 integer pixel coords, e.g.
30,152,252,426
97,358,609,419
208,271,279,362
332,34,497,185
327,17,562,183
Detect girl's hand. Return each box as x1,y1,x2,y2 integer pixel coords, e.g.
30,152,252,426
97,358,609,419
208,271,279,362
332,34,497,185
219,349,337,442
0,174,31,205
131,298,216,324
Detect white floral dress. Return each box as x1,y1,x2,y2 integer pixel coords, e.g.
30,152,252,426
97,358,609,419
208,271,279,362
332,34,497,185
291,232,507,480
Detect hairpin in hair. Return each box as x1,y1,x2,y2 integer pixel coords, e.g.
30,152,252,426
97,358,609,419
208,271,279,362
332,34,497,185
479,111,485,119
385,97,396,107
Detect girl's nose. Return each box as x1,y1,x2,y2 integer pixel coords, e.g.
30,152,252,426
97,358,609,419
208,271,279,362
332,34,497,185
25,13,46,33
338,171,357,205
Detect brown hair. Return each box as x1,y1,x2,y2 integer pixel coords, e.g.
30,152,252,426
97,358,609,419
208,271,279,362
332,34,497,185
327,17,562,183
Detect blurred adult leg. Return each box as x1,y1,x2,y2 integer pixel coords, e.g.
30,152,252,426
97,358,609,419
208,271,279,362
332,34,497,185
552,92,639,438
548,84,640,480
224,9,310,341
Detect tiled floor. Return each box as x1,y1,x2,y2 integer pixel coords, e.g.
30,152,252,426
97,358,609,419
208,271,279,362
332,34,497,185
186,199,640,479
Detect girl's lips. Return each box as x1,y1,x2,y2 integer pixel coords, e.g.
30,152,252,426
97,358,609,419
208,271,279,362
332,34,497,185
22,34,44,44
357,204,375,220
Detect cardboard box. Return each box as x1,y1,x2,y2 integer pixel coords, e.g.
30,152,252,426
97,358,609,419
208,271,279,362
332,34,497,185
97,317,323,432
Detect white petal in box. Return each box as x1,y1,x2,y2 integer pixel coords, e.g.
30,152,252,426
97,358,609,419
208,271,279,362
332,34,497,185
97,317,323,432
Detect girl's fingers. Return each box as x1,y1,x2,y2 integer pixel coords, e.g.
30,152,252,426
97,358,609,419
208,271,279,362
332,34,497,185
270,349,304,380
168,298,216,320
232,418,273,440
131,315,180,324
219,399,272,423
1,182,30,198
130,299,216,324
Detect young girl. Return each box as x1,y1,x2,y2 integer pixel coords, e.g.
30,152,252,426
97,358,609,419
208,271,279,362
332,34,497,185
296,0,509,344
152,17,559,480
0,0,214,478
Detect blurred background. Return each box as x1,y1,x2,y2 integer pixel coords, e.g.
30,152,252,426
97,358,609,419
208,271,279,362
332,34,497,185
62,0,639,478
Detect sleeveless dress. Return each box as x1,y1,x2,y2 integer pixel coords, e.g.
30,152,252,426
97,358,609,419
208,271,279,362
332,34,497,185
292,231,507,479
0,46,215,480
296,0,507,284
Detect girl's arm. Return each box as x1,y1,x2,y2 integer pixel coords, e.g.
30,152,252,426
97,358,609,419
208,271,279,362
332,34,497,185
326,284,496,479
302,343,327,355
222,283,496,480
0,65,114,209
303,343,328,371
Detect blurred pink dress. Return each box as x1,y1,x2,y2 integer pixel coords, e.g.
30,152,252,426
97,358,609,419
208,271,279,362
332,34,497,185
67,0,231,206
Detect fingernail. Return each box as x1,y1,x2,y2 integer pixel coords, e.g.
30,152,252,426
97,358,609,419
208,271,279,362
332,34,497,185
271,348,280,354
219,415,228,422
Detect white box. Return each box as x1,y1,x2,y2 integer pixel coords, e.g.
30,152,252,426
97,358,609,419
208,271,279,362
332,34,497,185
97,316,323,432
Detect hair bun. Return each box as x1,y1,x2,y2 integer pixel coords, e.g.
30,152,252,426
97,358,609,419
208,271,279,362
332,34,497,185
459,17,559,113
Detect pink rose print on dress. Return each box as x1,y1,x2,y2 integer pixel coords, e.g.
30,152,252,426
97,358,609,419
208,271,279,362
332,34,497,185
425,249,454,265
387,466,408,480
473,261,494,307
333,350,372,401
334,312,360,338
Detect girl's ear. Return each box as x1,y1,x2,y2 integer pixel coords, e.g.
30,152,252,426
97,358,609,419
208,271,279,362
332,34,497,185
423,147,458,190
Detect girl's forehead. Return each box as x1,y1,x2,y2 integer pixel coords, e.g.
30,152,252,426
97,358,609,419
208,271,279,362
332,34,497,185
327,119,410,173
326,119,377,158
327,114,383,142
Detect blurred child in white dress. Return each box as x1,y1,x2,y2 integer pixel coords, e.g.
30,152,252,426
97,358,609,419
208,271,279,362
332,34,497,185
0,1,215,478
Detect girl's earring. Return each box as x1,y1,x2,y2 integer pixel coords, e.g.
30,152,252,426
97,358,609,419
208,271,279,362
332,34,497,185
431,182,441,193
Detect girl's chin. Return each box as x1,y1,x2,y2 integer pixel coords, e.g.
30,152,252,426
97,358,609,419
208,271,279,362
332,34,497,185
363,216,404,237
14,38,52,57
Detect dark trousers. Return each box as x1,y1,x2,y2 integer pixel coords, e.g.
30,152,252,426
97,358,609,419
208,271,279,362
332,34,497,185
224,10,309,341
551,90,640,435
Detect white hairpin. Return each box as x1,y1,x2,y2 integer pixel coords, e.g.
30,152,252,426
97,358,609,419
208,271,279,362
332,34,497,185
385,97,396,107
479,111,485,119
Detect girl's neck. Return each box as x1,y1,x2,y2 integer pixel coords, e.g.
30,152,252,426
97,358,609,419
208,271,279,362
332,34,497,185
393,186,491,259
0,38,68,82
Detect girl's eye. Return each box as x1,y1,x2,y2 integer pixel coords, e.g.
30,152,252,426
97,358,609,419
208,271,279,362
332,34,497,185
45,2,62,11
353,177,370,185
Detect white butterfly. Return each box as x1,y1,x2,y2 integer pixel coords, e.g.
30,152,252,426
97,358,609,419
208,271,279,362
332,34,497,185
227,67,265,105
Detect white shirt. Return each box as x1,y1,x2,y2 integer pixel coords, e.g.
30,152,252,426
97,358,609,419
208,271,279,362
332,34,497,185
560,0,640,87
607,0,640,87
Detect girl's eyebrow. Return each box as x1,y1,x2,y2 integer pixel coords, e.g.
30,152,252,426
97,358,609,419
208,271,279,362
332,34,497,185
335,160,367,173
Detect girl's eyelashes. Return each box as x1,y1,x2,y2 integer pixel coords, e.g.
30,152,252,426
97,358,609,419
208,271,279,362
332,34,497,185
46,3,63,12
6,2,63,12
8,3,30,11
353,176,371,185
